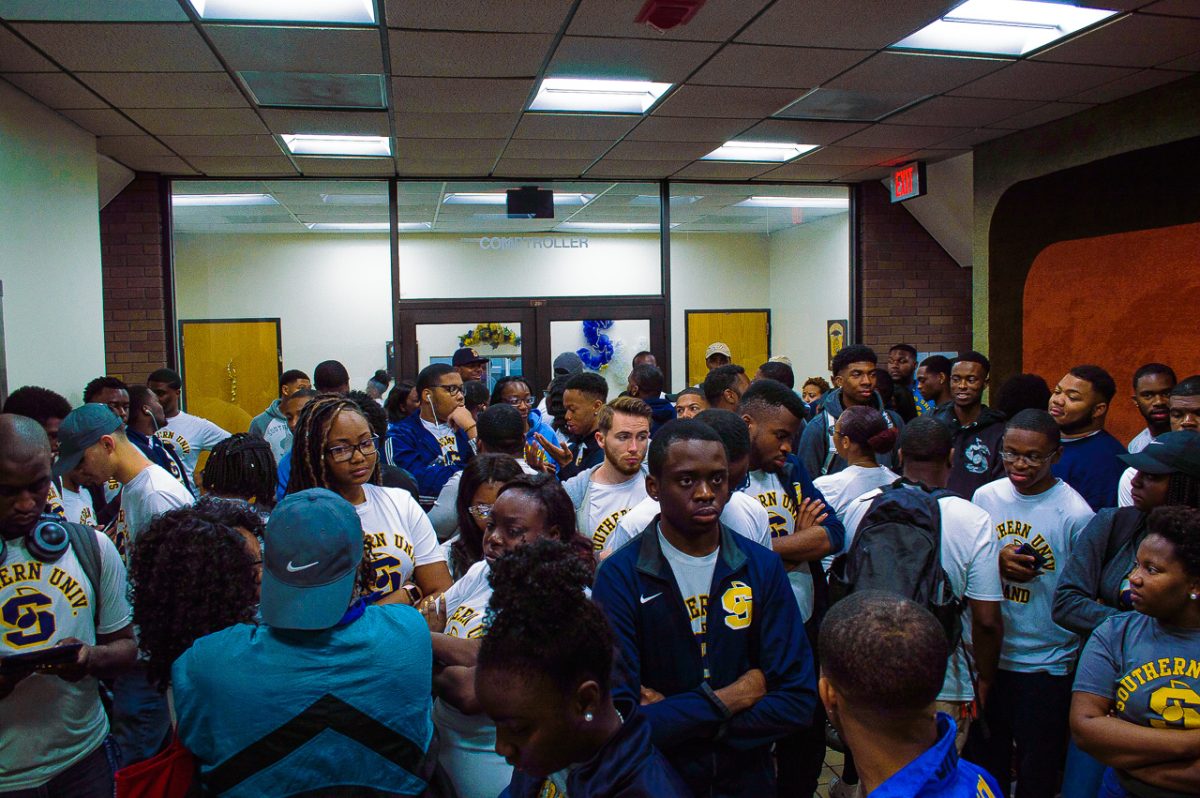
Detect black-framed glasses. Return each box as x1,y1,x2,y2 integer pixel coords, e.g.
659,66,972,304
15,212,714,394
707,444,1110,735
326,438,378,463
432,384,463,397
999,449,1052,466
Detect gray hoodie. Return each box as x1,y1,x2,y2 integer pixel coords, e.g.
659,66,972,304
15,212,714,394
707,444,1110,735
797,388,903,478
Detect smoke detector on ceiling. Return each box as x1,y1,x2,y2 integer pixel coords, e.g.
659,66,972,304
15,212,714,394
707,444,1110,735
635,0,707,32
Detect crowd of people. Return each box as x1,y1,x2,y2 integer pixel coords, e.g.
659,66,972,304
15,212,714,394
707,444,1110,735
1,341,1199,798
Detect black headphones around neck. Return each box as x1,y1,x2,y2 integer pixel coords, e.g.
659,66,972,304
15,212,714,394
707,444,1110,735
0,514,71,566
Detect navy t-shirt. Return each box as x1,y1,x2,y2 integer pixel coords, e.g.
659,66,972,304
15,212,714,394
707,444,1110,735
1051,430,1126,511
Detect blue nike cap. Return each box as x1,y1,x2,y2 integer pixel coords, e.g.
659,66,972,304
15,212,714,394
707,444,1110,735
261,488,363,630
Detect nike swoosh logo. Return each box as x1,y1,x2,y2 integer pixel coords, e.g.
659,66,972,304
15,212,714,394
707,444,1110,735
639,593,662,604
286,560,319,572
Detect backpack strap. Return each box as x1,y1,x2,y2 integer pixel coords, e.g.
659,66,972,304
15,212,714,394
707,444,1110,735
64,522,102,625
820,410,838,476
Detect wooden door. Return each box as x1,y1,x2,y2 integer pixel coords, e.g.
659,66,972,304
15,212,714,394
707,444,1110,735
685,310,770,386
178,318,281,434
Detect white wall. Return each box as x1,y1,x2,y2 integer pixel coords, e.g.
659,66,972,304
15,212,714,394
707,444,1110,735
768,213,851,384
0,79,104,406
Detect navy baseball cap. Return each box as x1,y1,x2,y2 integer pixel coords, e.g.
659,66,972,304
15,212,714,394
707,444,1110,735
53,404,123,479
452,347,487,366
261,488,364,630
1119,431,1200,480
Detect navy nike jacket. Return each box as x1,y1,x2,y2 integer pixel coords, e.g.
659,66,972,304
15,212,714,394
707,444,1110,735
592,523,816,798
386,412,473,502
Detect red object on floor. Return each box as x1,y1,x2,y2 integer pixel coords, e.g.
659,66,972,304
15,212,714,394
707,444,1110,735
635,0,707,32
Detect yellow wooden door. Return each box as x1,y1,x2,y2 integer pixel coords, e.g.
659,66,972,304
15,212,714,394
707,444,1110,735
686,310,770,386
179,319,280,434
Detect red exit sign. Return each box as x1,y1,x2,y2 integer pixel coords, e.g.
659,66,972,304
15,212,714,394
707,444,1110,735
890,161,927,203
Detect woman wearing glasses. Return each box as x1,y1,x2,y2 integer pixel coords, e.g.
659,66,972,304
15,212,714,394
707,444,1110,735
491,376,561,472
444,454,524,581
288,395,451,605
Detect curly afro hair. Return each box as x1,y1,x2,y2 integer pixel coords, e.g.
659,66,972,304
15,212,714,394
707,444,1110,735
1147,506,1200,579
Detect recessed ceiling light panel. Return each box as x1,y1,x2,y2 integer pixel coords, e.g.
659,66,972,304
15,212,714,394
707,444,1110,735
186,0,376,24
442,192,593,205
281,134,391,157
735,197,849,208
172,193,277,206
558,222,663,232
529,78,672,114
891,0,1118,57
304,221,430,231
701,141,818,163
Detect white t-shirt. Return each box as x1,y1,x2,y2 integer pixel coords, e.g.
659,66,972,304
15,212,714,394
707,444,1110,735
110,464,194,562
605,493,772,555
843,487,1004,702
1117,467,1135,508
157,411,231,483
659,529,717,676
1128,428,1154,453
420,418,461,467
972,478,1094,674
262,416,291,464
584,475,648,553
356,483,445,598
814,464,899,570
0,529,131,790
46,482,97,528
743,469,814,622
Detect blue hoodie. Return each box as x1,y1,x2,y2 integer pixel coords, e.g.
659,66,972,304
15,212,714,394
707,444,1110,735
592,523,816,798
644,396,676,435
869,713,1000,797
501,700,690,798
386,412,473,502
524,408,561,471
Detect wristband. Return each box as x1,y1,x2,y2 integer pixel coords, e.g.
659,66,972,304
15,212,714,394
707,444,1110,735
401,583,423,605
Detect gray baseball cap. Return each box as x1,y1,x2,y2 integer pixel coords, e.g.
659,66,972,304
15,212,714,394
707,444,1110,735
261,488,364,630
52,404,123,479
553,351,584,376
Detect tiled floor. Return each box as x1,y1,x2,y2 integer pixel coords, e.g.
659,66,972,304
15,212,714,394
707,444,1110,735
815,748,844,798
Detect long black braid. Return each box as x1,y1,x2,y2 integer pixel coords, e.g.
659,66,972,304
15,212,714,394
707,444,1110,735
287,395,381,494
1166,472,1200,509
202,433,278,508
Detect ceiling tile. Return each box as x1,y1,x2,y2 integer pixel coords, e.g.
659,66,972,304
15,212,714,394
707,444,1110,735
159,134,282,156
835,124,970,149
1159,51,1200,71
755,162,854,181
1143,0,1200,16
97,135,174,159
840,165,894,180
204,25,384,74
12,23,220,72
671,161,775,179
393,157,497,177
585,159,692,178
127,107,268,135
395,138,507,160
78,72,246,108
949,61,1139,101
389,31,551,78
502,138,614,160
937,127,1011,148
987,102,1094,130
59,108,144,135
259,109,390,136
797,145,916,165
2,72,106,108
1032,13,1200,69
900,148,971,163
493,158,593,178
384,0,575,33
826,52,1008,96
397,112,517,139
514,113,639,140
626,115,757,142
1065,68,1191,104
294,158,398,177
391,77,533,114
0,26,58,70
547,36,720,83
567,0,773,42
689,44,868,89
884,95,1045,127
604,140,718,161
189,155,299,176
109,153,197,173
0,0,188,22
651,85,803,118
737,118,870,144
737,0,949,50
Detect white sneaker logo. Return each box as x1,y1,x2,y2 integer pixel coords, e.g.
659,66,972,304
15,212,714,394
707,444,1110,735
639,592,662,604
286,560,319,573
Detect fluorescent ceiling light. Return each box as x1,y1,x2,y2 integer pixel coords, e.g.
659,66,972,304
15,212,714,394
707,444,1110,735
172,193,276,206
529,78,672,114
891,0,1118,56
631,194,701,206
442,192,593,205
281,134,391,157
735,197,850,208
558,222,670,232
701,141,818,163
305,222,430,231
185,0,376,24
320,193,388,205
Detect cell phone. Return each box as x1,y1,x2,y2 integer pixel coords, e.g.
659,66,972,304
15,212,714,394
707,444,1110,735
1014,542,1047,572
0,643,82,675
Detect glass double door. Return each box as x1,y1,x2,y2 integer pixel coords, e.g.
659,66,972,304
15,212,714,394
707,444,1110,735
396,298,667,397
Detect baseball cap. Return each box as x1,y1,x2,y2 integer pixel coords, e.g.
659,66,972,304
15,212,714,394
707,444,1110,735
452,347,488,367
1118,431,1200,480
53,404,123,479
769,355,793,366
706,342,732,360
261,488,364,630
553,351,584,376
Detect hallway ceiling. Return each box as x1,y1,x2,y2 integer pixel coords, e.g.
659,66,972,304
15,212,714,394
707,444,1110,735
1,0,1198,182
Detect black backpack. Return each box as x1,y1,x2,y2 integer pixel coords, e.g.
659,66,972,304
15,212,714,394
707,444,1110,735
828,480,964,647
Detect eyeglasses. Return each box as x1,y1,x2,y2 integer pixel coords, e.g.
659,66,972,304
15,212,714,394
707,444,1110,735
432,384,463,397
503,396,534,408
999,449,1052,466
469,503,493,519
326,438,378,463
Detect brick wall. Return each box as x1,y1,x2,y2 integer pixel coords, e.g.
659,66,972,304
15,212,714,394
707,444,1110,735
100,173,169,382
856,181,972,356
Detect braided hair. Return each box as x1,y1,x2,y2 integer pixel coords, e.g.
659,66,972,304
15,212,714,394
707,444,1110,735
287,395,381,494
202,432,278,508
1166,472,1200,509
